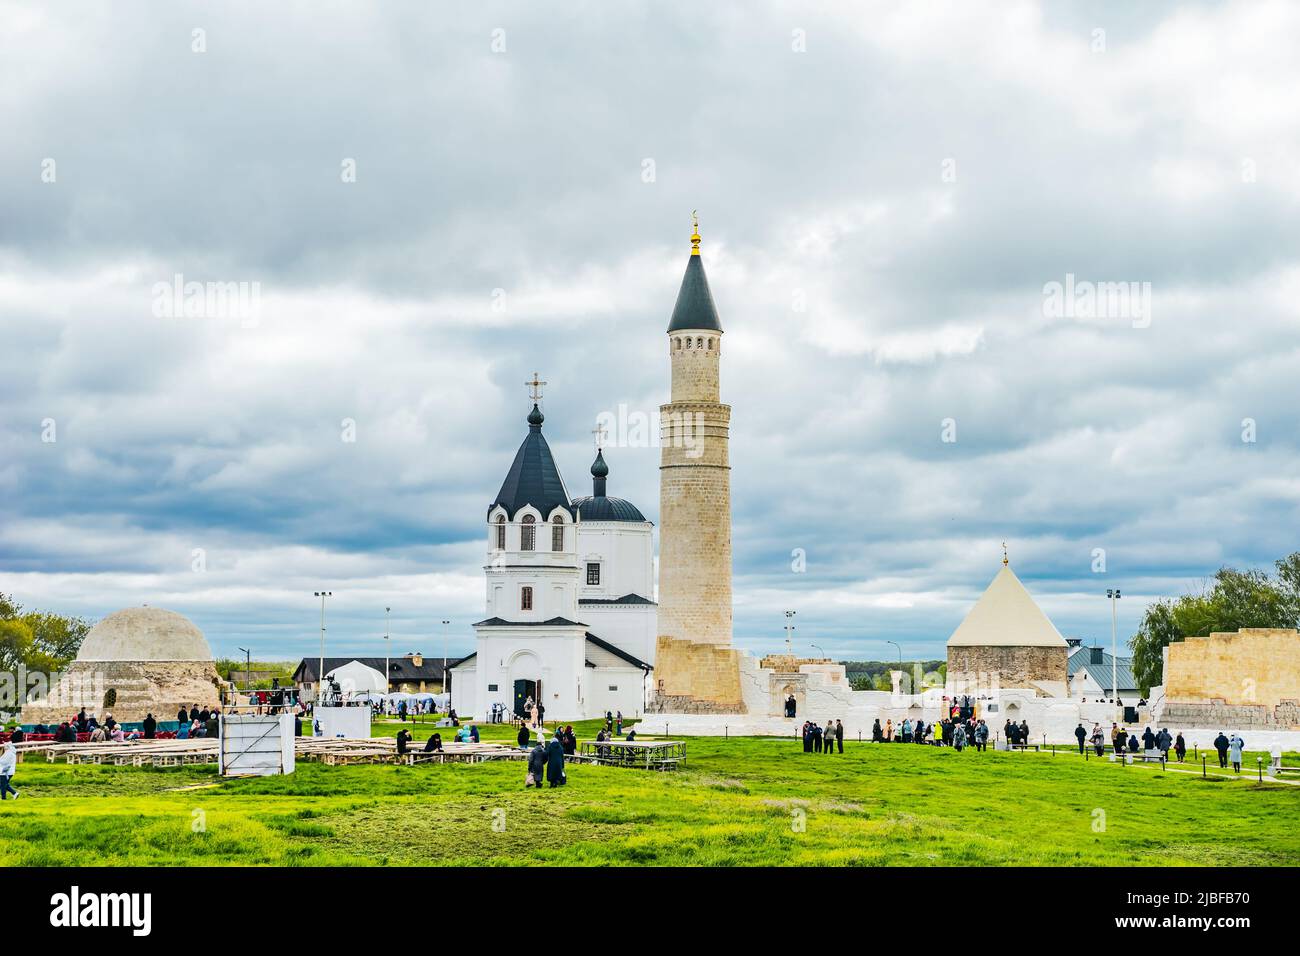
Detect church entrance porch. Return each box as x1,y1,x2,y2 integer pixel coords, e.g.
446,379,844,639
513,678,539,719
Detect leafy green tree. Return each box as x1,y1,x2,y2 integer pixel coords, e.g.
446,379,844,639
1129,552,1300,693
0,592,91,671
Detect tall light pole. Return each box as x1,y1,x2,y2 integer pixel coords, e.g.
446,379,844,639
886,640,903,694
784,610,796,656
441,619,451,706
237,646,251,696
1106,589,1121,710
384,606,391,699
314,591,331,705
810,642,825,660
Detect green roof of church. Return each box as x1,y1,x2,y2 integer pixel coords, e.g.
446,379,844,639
667,253,722,333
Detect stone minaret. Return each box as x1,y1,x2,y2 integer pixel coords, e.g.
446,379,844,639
654,216,743,710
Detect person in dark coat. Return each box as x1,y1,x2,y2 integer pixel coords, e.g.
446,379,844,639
526,743,546,788
871,719,883,743
811,723,823,753
142,713,157,739
423,732,443,753
835,720,844,753
1174,732,1186,762
1142,726,1155,750
1214,731,1230,768
1020,720,1030,747
395,729,412,754
545,735,565,787
801,722,811,752
9,728,24,744
177,706,188,727
1074,723,1087,754
189,706,200,723
517,724,530,749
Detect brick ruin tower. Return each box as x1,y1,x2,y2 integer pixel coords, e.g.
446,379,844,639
653,214,746,712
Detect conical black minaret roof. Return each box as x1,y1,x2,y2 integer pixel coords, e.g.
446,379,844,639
667,245,722,332
489,404,573,519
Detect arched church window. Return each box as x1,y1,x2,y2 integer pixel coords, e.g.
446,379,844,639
707,338,713,350
520,514,535,551
551,515,565,551
495,514,506,550
520,586,533,611
696,337,703,348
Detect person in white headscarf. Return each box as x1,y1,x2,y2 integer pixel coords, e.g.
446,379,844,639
0,743,20,800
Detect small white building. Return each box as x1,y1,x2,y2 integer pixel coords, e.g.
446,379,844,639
450,403,654,721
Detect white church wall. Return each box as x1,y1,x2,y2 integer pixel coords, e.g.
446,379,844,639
578,604,657,667
584,665,649,719
473,629,588,720
451,662,477,717
576,521,654,601
484,564,581,622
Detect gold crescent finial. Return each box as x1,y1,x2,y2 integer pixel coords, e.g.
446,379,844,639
1002,541,1009,566
690,210,701,256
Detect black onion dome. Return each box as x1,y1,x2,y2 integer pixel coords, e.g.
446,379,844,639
572,495,648,522
489,405,573,519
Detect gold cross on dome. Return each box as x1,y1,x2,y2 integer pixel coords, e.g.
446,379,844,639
525,373,547,403
1002,541,1009,566
592,423,608,450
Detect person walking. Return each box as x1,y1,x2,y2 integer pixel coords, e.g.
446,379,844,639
871,719,883,743
1091,724,1105,757
975,720,989,752
835,720,844,753
0,743,19,800
1228,733,1245,773
545,732,566,787
953,723,967,752
1174,732,1186,763
526,741,546,788
1074,723,1087,755
1214,731,1230,769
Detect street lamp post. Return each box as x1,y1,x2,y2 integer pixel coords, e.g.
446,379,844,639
237,646,251,700
886,640,903,694
1106,588,1122,713
314,591,332,705
441,619,451,708
384,606,391,699
784,610,796,656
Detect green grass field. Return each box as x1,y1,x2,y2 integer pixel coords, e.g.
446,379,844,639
1,725,1296,866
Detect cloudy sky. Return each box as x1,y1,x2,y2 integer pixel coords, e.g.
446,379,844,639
2,0,1298,665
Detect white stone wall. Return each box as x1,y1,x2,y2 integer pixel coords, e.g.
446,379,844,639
578,603,657,667
576,519,654,601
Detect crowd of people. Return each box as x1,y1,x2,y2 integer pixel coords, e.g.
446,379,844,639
1072,722,1253,772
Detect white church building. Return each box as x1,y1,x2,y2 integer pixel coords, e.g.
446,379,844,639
449,400,656,721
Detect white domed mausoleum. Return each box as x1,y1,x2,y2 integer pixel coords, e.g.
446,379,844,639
23,607,224,723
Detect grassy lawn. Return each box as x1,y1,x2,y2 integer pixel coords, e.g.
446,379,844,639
0,733,1296,867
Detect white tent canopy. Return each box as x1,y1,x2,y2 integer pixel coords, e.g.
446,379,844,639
323,660,388,694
